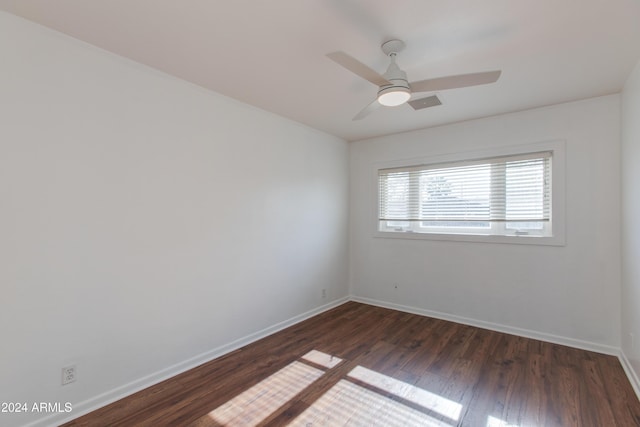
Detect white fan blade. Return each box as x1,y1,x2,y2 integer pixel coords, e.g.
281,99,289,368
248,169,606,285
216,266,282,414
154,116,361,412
353,99,380,120
327,52,391,87
409,70,501,93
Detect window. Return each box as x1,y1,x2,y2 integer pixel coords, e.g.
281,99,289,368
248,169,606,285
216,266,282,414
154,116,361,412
377,145,564,245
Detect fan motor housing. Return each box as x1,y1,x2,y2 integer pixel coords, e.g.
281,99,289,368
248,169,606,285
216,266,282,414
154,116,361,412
377,81,410,96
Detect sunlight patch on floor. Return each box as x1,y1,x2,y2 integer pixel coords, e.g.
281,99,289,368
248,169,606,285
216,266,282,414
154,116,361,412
487,415,519,427
207,360,323,426
302,349,343,369
289,379,453,427
348,365,463,421
203,350,466,426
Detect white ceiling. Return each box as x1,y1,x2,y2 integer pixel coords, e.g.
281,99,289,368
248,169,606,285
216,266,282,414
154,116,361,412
1,0,639,141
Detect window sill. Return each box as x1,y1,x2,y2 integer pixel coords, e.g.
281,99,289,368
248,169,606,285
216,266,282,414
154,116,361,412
374,230,565,246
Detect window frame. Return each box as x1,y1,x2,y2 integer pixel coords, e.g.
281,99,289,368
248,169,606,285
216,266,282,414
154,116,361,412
373,140,566,246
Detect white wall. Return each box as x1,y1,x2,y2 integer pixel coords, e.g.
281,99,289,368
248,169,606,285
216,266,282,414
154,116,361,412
0,12,349,427
350,95,621,352
622,59,640,392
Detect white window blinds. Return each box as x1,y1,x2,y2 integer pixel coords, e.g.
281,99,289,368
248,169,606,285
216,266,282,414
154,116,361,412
378,151,551,233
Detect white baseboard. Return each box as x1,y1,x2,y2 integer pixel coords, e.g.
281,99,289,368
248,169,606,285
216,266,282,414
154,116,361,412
619,350,640,401
354,296,640,402
28,296,350,427
350,296,620,356
24,294,637,427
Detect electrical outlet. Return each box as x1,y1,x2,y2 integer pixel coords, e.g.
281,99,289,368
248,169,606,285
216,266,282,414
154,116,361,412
321,289,326,298
62,365,76,385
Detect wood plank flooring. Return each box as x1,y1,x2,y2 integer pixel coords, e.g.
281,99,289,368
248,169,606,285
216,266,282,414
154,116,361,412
63,302,640,426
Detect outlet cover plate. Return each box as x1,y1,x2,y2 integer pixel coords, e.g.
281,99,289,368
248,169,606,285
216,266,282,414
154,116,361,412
62,365,76,385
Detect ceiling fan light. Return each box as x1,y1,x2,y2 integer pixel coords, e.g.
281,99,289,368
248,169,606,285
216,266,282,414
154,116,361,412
377,87,411,106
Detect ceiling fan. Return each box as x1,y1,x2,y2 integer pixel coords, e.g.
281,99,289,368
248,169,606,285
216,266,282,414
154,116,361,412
327,39,501,120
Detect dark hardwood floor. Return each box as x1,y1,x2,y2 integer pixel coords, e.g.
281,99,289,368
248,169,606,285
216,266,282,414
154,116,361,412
63,302,640,426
